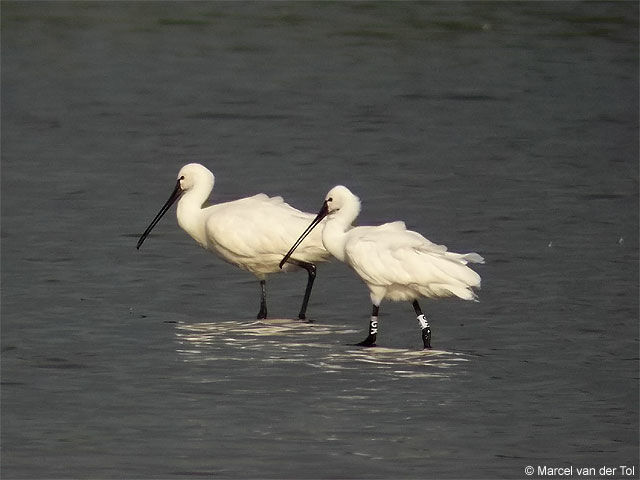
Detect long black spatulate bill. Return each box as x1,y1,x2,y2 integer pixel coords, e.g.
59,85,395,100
279,200,329,269
137,179,183,249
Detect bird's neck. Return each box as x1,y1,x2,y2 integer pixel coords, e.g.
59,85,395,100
322,202,360,262
176,188,210,248
322,218,350,262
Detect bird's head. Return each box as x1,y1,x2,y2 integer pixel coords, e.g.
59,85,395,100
177,163,214,193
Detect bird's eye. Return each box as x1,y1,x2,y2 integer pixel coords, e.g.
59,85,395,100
327,197,333,202
179,175,185,181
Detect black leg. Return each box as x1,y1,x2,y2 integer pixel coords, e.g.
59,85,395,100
356,304,378,347
257,280,268,319
412,300,431,349
412,300,422,316
283,258,317,321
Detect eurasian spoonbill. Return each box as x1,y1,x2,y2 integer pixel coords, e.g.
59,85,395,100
137,163,330,320
280,185,484,348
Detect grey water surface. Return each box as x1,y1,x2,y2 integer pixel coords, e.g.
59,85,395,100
1,2,638,479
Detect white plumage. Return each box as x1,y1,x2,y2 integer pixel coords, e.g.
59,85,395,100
343,221,483,303
137,163,330,319
281,185,484,348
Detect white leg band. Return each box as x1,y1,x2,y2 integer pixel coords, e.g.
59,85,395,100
370,316,378,334
417,314,430,330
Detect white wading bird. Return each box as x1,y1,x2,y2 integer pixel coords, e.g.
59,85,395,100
137,163,330,320
280,185,484,348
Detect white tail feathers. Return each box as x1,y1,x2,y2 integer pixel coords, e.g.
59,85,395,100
448,252,485,264
446,284,480,302
421,251,483,301
462,252,485,264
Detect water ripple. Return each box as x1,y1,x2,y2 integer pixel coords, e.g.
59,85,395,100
174,319,468,378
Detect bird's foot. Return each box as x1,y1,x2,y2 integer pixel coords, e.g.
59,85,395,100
353,334,377,347
297,313,314,323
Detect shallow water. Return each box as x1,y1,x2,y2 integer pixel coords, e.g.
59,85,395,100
2,2,638,479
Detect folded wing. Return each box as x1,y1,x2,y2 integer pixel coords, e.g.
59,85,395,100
345,223,483,300
204,195,328,270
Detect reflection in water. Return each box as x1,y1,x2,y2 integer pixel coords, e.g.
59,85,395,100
174,319,469,378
